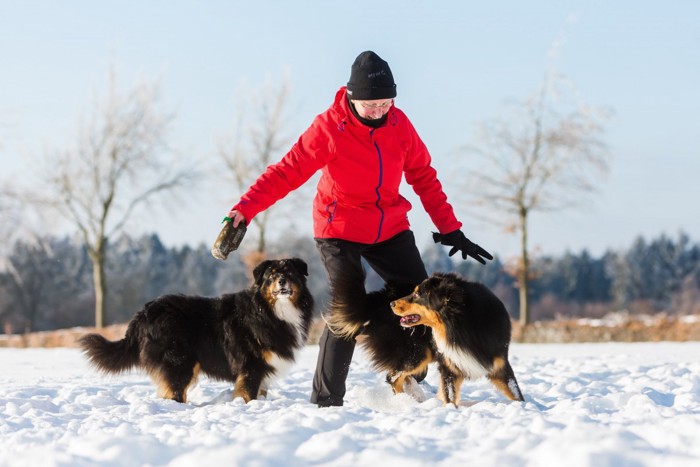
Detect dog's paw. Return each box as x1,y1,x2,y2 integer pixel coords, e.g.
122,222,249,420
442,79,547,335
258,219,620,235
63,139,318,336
403,377,428,403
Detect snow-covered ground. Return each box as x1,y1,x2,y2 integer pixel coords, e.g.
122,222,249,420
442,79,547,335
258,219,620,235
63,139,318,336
1,342,699,466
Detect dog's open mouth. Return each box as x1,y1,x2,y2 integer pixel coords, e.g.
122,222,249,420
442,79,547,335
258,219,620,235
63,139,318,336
273,287,292,298
399,314,421,326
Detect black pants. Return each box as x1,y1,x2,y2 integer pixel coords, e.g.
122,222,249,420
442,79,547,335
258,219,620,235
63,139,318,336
310,230,428,407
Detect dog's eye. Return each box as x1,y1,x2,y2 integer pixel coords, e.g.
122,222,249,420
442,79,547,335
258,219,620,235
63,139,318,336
412,292,420,299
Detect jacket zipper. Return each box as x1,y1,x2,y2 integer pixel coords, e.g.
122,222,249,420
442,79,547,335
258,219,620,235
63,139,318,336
371,129,385,243
325,200,337,224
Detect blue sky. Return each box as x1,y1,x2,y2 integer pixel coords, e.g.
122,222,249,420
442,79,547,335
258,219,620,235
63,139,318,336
1,0,699,259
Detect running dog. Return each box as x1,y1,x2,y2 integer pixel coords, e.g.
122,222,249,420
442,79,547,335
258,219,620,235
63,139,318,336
324,263,435,395
79,258,313,403
390,272,524,406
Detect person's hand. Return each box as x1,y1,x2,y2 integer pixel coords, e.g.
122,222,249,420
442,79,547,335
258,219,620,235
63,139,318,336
432,230,493,264
227,209,247,228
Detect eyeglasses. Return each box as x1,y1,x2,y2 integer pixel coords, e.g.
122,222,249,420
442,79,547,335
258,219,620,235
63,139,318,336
353,100,393,109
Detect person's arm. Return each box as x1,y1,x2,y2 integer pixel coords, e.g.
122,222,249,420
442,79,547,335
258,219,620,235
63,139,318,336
402,120,461,234
403,120,492,264
230,118,330,224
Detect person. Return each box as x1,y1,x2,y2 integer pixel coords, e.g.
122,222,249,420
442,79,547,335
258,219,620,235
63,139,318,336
226,50,492,407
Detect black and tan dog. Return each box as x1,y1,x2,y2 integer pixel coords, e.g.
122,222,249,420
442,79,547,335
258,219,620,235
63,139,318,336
79,258,313,403
390,272,524,406
324,263,435,395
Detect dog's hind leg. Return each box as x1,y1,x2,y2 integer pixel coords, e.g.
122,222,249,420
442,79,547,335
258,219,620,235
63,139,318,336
488,357,525,402
386,371,408,394
182,363,201,402
151,370,175,401
394,351,433,400
152,361,199,403
233,367,266,403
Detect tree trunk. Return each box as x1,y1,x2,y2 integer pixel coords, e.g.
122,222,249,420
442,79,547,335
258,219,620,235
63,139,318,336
518,207,530,326
89,243,107,329
254,212,268,254
257,226,266,253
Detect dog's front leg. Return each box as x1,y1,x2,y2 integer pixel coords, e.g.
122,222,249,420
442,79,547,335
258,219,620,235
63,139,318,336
437,362,460,407
451,374,464,407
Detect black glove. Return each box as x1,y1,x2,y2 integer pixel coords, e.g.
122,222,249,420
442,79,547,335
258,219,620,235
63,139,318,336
432,230,493,264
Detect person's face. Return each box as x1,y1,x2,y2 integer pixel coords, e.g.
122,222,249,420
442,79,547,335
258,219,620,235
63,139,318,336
352,99,393,120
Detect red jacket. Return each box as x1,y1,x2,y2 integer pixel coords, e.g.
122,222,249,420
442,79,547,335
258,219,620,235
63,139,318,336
233,87,462,244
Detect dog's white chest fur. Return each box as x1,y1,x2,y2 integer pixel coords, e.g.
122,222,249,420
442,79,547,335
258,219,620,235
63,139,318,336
434,335,488,379
259,299,306,393
274,298,305,348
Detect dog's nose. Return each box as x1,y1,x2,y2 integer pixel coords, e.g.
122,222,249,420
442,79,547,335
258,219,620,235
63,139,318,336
278,277,287,287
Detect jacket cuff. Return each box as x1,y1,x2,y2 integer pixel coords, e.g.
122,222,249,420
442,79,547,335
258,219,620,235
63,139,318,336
231,201,256,223
437,220,462,235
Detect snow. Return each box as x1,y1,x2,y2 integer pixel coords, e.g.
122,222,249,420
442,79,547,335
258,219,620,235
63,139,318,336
1,342,699,466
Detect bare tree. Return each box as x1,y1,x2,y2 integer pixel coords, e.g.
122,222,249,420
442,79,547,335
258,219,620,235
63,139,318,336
1,243,45,333
0,125,16,250
461,72,611,325
0,188,16,249
38,69,198,328
0,185,24,258
217,74,306,255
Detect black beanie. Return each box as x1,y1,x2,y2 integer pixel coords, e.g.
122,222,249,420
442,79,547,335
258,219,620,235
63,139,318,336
346,51,397,100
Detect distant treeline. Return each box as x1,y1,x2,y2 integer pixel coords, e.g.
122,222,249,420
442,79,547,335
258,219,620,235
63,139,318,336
1,232,698,333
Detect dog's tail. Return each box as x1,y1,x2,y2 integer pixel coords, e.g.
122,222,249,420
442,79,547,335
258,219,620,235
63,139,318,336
78,313,143,374
324,263,371,339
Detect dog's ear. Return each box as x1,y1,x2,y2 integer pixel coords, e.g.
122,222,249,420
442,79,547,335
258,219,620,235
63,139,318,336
289,258,308,277
427,289,444,311
253,260,273,285
433,274,465,311
422,275,452,311
386,281,417,299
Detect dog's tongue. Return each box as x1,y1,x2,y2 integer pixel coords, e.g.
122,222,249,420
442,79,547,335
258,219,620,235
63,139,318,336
400,315,420,326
